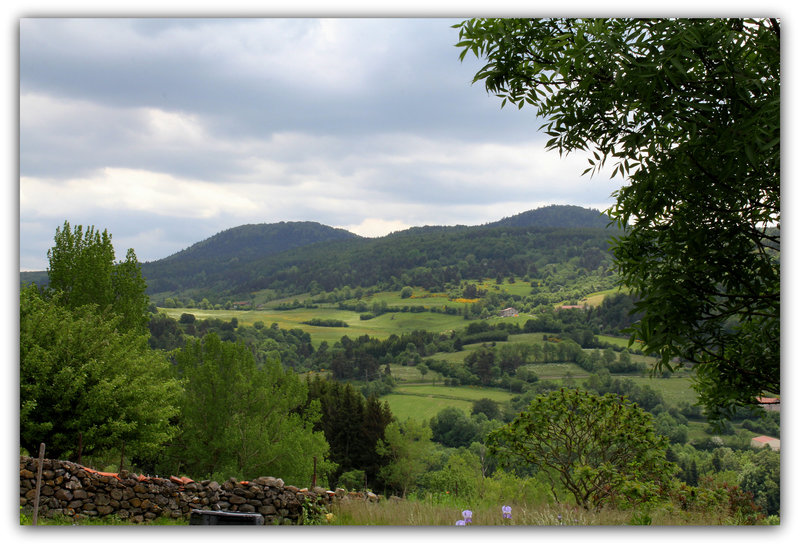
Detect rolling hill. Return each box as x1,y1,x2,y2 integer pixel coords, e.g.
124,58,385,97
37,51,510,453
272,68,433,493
141,221,360,294
22,205,621,301
487,204,612,229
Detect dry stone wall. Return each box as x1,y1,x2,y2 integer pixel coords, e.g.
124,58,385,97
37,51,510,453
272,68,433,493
19,456,350,524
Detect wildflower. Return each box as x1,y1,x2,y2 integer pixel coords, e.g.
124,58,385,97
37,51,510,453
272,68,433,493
455,520,466,526
462,509,472,524
557,514,563,525
502,505,512,519
325,513,335,523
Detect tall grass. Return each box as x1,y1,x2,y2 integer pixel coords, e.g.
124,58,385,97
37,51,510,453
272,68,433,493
328,496,727,526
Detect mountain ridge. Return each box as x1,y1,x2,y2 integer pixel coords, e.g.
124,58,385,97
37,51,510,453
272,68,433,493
22,205,618,300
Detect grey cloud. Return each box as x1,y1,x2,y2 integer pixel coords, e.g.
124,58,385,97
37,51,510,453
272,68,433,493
20,18,536,141
19,17,621,271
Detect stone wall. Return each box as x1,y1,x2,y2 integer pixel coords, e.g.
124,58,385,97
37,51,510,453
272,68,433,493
19,456,344,524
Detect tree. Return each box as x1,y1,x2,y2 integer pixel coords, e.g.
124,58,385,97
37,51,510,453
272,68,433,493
654,411,689,444
47,221,150,334
739,448,780,516
376,418,438,497
46,221,114,309
20,284,180,461
361,394,395,489
464,345,496,385
169,333,332,484
471,397,501,421
420,450,482,499
486,388,676,509
455,18,780,420
497,342,530,374
305,376,393,489
429,407,479,448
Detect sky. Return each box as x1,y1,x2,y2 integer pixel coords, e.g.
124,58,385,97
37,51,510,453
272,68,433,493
17,15,630,271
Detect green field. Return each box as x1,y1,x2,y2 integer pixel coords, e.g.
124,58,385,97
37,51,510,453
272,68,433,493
159,305,477,346
158,280,628,348
159,304,533,348
381,384,514,422
380,367,699,424
626,375,698,406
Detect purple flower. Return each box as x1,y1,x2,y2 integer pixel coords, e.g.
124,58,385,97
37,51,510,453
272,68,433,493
455,520,466,526
502,505,512,519
462,509,472,524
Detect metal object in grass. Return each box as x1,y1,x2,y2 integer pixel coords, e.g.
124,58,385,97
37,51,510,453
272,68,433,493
189,509,264,525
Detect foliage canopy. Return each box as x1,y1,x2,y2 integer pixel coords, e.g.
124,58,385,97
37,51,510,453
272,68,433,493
47,221,150,334
486,388,675,509
455,18,780,419
166,333,332,484
20,285,180,460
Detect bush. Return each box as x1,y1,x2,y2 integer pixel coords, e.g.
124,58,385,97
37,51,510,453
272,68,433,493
302,318,349,328
339,469,367,491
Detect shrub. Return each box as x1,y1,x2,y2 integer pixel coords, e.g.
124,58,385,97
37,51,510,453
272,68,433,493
339,469,367,491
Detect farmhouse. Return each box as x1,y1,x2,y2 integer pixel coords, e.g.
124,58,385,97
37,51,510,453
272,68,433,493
498,307,518,317
750,435,780,451
756,396,780,412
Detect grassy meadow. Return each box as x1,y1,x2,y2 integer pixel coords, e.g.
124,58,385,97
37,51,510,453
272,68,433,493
329,496,732,526
383,382,514,421
159,280,539,336
160,304,474,347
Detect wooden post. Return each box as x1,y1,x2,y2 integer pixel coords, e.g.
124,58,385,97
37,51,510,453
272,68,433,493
77,432,83,465
32,443,45,525
311,456,317,489
119,440,125,472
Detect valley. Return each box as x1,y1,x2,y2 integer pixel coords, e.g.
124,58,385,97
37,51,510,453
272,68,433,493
22,204,780,524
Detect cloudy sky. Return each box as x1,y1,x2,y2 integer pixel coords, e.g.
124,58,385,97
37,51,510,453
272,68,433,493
17,15,631,272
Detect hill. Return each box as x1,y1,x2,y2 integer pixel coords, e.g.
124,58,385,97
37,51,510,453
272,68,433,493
488,204,612,229
22,205,621,301
141,221,360,294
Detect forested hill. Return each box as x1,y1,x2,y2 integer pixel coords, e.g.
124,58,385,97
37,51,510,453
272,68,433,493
141,221,359,293
488,204,612,229
22,205,621,301
137,205,620,300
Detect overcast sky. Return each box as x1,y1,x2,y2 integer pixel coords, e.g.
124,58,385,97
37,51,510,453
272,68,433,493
17,16,631,271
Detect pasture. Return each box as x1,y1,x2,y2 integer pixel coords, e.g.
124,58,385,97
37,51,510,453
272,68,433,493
159,303,525,347
159,305,474,346
158,279,614,348
381,384,514,422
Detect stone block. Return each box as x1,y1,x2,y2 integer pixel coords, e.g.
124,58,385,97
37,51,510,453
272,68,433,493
259,505,277,515
94,493,111,506
54,489,73,502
